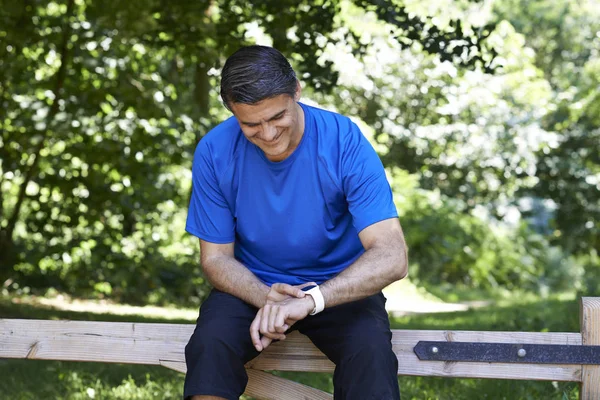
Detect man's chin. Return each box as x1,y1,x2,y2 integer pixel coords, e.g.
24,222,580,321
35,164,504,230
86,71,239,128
263,146,288,161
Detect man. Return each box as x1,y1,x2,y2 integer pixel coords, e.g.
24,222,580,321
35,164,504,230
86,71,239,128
184,45,408,400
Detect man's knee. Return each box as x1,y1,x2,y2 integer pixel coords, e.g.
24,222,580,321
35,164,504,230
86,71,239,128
185,321,255,363
185,325,223,359
340,337,397,366
184,328,250,400
334,337,400,399
335,332,398,380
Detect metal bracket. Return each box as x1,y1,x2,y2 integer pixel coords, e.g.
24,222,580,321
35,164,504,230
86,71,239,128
414,341,600,365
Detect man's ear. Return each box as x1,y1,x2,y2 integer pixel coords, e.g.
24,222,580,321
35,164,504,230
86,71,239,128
294,80,302,101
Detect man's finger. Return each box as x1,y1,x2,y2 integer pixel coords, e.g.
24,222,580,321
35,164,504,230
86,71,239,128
260,336,273,351
273,283,304,298
262,330,286,340
250,309,263,351
268,305,278,333
259,304,273,335
275,307,288,333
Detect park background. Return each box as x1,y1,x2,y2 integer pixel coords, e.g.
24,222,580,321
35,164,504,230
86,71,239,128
0,0,598,398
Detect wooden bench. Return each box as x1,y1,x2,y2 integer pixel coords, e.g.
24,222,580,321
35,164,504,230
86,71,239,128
1,297,599,399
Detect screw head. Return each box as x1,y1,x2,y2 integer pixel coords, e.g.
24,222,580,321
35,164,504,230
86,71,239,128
431,346,439,354
517,348,527,358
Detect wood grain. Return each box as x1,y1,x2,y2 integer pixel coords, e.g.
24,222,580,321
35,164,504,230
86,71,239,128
158,359,333,399
0,319,191,366
580,297,600,399
0,319,583,382
245,370,332,400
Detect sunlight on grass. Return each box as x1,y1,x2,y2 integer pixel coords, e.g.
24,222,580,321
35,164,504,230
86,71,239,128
7,277,471,321
383,278,484,316
9,294,199,321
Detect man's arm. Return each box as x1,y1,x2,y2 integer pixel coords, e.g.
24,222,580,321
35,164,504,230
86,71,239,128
200,239,270,309
250,217,408,350
319,217,407,308
200,239,310,309
202,239,313,349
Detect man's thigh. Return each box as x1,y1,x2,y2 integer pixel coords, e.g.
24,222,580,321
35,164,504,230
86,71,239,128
297,292,400,399
184,289,260,400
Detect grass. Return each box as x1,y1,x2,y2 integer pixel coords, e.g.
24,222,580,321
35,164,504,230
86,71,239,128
0,294,582,399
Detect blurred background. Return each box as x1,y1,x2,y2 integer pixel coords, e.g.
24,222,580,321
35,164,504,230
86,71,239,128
0,0,599,398
2,0,598,306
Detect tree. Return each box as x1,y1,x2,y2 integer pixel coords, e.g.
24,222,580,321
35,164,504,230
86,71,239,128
0,0,496,302
494,0,600,254
303,0,596,291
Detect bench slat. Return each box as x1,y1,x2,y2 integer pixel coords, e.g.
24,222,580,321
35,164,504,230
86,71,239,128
161,361,333,400
246,370,332,400
158,362,332,400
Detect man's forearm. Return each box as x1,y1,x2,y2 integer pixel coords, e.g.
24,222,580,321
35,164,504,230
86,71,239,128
202,255,269,309
319,245,407,308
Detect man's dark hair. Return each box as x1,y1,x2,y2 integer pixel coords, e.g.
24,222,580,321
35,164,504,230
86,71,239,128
220,45,298,110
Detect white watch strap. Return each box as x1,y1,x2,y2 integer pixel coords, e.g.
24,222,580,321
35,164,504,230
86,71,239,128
306,286,325,315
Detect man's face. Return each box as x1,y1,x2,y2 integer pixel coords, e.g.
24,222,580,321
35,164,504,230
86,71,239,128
229,86,304,163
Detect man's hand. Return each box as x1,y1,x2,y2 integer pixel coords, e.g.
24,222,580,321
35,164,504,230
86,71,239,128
265,282,316,304
250,287,316,352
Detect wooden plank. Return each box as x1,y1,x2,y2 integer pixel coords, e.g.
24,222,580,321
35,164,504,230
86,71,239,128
158,360,333,399
160,360,186,373
0,319,192,366
580,297,600,399
0,319,583,381
246,329,334,372
245,370,332,400
250,329,582,381
394,330,582,382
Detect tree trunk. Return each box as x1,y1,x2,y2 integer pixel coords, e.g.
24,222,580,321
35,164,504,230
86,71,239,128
194,61,211,117
0,0,76,279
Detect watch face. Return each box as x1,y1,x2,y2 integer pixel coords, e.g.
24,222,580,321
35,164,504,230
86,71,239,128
301,285,318,292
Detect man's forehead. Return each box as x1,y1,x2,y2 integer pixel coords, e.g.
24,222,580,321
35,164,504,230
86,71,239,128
231,96,291,124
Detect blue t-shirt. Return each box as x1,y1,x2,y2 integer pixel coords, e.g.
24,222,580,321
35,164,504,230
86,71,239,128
186,103,398,285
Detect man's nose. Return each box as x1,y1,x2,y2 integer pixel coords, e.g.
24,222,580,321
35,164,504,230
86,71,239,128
261,124,278,141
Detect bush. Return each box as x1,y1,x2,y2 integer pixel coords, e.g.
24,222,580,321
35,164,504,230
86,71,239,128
390,168,582,293
578,250,600,297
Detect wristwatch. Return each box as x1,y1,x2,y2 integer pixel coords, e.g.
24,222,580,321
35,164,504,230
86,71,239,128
302,285,325,315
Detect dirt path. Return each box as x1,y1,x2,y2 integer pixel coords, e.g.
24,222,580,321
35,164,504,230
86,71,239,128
382,279,489,317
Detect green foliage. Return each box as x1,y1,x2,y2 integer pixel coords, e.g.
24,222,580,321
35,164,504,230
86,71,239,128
579,250,600,297
0,0,499,304
307,0,598,293
390,169,583,292
354,0,498,72
0,361,184,400
493,0,600,255
0,0,597,303
0,0,215,304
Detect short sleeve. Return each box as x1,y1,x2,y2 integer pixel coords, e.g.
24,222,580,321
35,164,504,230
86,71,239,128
185,139,235,243
341,124,398,233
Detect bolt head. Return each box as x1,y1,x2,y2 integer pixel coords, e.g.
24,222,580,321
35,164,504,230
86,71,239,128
431,346,439,354
517,348,527,358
